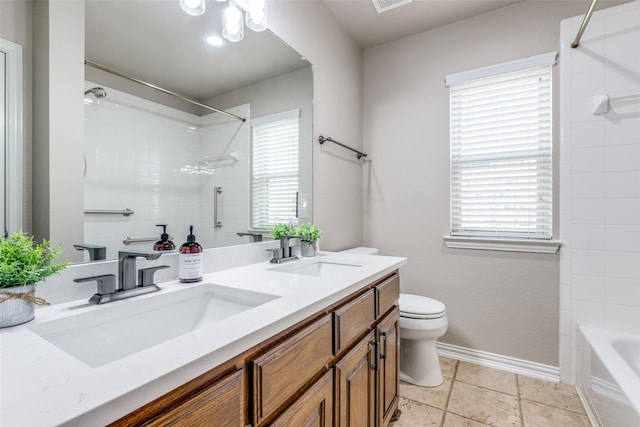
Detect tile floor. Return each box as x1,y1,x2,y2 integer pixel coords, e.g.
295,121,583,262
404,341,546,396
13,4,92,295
390,357,591,427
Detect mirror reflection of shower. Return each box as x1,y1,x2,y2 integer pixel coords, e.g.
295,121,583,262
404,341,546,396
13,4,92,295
84,87,107,105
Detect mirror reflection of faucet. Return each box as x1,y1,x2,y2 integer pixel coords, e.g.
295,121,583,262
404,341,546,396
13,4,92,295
237,232,263,242
74,251,168,304
73,244,107,261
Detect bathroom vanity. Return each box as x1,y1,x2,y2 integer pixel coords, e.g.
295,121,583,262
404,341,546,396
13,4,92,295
0,252,406,426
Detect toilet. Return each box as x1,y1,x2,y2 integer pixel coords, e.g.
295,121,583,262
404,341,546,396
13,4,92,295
339,248,448,387
399,293,448,387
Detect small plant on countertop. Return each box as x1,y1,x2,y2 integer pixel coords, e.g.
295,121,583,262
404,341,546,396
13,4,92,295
0,231,68,289
295,223,323,244
270,223,296,240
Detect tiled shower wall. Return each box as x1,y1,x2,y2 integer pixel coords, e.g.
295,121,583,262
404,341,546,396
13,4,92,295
83,83,249,259
559,0,640,383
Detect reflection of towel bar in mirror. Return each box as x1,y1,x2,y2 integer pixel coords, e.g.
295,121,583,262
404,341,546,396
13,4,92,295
84,208,134,217
214,186,223,228
122,236,174,245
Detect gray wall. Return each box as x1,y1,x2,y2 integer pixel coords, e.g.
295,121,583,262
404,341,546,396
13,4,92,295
269,1,364,251
361,1,611,366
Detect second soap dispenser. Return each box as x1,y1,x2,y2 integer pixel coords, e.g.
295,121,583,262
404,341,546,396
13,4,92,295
179,225,203,283
154,224,176,251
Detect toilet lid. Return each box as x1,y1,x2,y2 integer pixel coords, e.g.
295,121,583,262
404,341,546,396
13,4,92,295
399,293,446,319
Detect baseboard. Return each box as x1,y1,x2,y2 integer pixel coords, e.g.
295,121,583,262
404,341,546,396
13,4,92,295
436,342,560,383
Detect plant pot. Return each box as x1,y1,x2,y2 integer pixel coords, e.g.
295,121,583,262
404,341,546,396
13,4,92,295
0,284,36,328
301,241,318,257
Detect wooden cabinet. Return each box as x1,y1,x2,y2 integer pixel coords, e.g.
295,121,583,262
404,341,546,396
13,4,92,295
335,331,376,426
377,307,400,427
113,271,401,427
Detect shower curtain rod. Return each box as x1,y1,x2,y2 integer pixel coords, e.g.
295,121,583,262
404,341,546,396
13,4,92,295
84,60,246,122
571,0,599,48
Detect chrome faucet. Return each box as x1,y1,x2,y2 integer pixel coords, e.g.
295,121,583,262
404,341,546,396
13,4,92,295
267,236,302,264
74,251,168,304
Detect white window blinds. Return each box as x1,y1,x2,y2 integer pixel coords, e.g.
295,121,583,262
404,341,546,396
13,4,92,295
448,56,554,240
251,110,300,230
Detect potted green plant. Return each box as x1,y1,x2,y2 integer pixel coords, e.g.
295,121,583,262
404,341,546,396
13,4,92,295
296,223,323,257
0,231,68,328
270,223,296,240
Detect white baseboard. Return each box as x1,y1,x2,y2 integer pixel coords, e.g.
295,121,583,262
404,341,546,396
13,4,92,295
436,342,561,383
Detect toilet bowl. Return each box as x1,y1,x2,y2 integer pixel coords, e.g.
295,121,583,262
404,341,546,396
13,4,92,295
399,293,448,387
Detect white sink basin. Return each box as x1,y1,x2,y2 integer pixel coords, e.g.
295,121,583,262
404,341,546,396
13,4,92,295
28,284,279,368
269,258,366,277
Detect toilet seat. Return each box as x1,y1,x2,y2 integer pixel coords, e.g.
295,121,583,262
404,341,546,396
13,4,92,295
399,294,446,319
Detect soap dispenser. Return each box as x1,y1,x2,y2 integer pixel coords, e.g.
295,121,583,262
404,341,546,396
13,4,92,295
153,224,176,251
179,225,203,283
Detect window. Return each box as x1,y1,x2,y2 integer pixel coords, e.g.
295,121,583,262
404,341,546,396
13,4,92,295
446,52,556,242
251,110,300,230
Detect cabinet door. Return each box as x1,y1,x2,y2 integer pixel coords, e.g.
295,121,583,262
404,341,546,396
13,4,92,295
270,370,333,427
377,308,400,427
144,368,244,427
334,331,376,427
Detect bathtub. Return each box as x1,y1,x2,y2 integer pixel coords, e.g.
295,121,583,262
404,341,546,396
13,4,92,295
578,326,640,427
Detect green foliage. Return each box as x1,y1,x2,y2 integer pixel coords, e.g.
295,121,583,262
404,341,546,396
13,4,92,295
270,223,296,240
296,223,323,243
0,231,68,288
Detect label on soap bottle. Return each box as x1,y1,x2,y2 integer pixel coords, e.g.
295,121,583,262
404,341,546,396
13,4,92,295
179,253,203,283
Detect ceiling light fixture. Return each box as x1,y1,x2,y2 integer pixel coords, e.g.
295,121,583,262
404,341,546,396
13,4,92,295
205,34,225,47
180,0,206,16
245,0,268,32
223,1,244,42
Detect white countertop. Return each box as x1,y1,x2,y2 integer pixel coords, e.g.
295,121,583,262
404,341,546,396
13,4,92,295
0,252,406,427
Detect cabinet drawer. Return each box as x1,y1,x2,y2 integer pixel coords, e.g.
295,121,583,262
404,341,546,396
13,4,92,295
376,274,399,318
145,369,243,427
334,289,375,354
252,314,333,425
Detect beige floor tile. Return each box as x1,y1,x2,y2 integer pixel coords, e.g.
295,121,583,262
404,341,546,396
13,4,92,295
448,381,521,427
455,361,518,396
441,356,459,379
390,397,444,426
400,377,453,409
443,412,492,426
521,399,591,427
517,375,586,414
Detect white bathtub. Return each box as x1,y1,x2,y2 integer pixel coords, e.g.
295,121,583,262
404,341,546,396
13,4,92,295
578,326,640,427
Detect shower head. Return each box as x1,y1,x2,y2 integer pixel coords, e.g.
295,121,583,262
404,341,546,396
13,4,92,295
84,87,107,98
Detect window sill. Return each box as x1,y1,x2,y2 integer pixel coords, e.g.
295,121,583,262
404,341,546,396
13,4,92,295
442,236,561,254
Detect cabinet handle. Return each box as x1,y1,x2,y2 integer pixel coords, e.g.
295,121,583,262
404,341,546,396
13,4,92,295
380,331,387,360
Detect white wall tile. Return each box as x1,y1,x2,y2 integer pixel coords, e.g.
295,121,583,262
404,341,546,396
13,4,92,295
605,116,640,146
571,224,605,250
572,299,605,328
605,144,640,172
571,121,605,148
605,251,640,279
605,225,640,252
571,249,605,277
572,198,605,224
606,277,640,306
572,274,606,301
604,303,640,334
605,198,640,225
572,146,606,173
571,173,605,198
605,171,640,198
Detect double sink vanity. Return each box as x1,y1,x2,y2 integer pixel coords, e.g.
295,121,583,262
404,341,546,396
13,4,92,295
0,251,406,426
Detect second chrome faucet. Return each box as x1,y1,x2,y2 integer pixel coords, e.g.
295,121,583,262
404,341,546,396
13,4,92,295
74,251,169,304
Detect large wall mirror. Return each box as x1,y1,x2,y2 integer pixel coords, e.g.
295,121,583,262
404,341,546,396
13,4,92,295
77,0,312,262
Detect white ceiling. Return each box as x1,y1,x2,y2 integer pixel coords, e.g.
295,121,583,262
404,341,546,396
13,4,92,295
322,0,525,49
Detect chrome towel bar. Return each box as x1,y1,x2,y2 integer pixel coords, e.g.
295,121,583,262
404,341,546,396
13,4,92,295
318,136,368,160
122,236,174,245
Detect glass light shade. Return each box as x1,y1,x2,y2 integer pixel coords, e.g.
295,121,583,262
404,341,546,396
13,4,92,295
223,3,244,42
205,35,224,47
180,0,206,16
245,0,267,31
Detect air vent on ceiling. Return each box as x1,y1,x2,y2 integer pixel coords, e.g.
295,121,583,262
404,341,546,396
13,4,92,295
371,0,413,14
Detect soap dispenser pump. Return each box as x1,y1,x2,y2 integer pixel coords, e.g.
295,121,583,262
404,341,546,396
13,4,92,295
179,225,203,283
154,224,176,251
